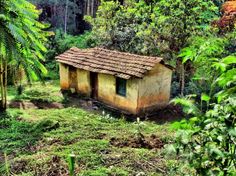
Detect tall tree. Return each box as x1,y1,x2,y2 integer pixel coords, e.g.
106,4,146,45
0,0,48,110
64,0,69,35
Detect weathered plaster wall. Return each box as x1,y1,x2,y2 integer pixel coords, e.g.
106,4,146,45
137,63,172,112
59,63,69,90
77,69,91,96
59,63,172,114
97,74,139,114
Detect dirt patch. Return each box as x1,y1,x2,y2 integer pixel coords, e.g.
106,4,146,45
43,155,69,176
31,100,64,109
110,134,164,149
145,104,185,124
11,155,71,176
64,96,99,111
9,100,64,110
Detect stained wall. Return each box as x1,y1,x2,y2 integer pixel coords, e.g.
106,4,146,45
137,63,172,113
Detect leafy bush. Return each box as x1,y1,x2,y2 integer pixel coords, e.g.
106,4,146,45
171,55,236,175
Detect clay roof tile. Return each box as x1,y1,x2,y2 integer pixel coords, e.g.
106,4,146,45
56,47,170,79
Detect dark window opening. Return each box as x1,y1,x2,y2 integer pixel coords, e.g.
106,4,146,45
116,77,127,97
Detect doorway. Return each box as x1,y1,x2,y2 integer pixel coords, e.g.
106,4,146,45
90,72,98,99
69,66,77,90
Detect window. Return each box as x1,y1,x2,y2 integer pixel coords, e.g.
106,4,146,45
116,77,127,97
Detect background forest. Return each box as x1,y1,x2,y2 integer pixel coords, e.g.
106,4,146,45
31,0,235,96
0,0,235,175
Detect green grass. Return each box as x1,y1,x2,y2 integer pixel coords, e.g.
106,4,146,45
8,80,64,103
0,81,180,175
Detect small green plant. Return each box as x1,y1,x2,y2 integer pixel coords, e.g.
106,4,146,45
68,153,76,176
135,117,144,141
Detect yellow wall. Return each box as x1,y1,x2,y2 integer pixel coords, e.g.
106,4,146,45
137,63,172,113
77,69,91,96
97,74,139,114
59,63,69,90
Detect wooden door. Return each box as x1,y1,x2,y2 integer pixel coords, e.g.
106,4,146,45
90,72,98,99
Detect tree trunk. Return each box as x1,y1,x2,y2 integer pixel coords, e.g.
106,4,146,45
64,0,69,36
0,62,4,110
4,60,7,109
0,57,7,111
180,62,185,96
87,0,90,16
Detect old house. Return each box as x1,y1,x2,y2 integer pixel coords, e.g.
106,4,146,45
56,47,173,114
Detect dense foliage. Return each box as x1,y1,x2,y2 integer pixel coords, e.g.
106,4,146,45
172,11,236,175
173,53,236,175
87,0,218,57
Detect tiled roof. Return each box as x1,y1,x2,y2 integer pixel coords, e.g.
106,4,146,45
56,47,165,79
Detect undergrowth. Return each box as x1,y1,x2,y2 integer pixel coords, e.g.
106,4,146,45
0,107,177,175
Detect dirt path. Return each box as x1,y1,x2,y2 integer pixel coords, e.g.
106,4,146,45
9,101,64,110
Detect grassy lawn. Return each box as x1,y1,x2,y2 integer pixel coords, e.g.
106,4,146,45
0,81,181,176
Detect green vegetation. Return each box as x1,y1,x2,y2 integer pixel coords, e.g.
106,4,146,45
0,82,176,175
171,54,236,175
